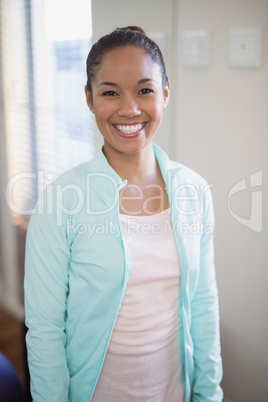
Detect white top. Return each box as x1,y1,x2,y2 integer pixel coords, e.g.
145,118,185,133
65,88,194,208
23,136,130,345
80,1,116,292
92,208,184,401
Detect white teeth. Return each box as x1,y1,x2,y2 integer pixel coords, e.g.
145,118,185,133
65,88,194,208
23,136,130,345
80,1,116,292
115,123,144,134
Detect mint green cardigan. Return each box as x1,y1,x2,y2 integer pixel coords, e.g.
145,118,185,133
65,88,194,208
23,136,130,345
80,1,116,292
24,144,223,401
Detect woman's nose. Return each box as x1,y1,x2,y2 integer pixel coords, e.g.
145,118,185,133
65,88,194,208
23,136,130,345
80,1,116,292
117,97,141,117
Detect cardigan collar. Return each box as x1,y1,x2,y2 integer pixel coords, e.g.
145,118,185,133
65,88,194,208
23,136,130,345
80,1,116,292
91,143,181,190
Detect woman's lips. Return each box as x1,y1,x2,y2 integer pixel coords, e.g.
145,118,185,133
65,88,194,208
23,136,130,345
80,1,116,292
113,123,146,137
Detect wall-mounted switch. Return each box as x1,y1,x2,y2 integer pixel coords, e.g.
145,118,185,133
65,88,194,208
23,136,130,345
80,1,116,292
182,30,210,69
229,29,261,68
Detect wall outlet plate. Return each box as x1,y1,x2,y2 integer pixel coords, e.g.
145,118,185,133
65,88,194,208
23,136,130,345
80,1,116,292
229,28,261,68
182,30,210,69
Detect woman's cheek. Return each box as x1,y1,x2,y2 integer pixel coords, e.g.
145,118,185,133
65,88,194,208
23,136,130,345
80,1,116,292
95,102,116,121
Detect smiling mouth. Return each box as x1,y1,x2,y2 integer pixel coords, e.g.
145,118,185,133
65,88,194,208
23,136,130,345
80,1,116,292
114,123,146,135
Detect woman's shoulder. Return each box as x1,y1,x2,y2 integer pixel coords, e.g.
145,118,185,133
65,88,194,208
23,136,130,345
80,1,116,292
168,158,209,188
51,152,104,188
154,144,209,187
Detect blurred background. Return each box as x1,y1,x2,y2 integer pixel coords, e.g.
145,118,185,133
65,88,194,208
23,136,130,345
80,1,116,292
0,0,267,401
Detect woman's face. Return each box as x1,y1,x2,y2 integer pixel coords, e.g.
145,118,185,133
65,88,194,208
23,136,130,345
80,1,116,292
85,46,170,156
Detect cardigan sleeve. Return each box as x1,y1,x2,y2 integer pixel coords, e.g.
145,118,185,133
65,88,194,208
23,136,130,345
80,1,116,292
24,192,70,402
190,187,223,401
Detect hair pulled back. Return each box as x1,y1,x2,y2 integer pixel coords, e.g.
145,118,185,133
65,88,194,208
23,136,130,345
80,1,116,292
86,26,168,94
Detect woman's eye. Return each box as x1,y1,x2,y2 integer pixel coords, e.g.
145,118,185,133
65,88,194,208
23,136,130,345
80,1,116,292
139,88,154,95
102,91,118,96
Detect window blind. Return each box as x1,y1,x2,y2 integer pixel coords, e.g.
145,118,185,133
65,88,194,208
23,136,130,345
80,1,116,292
1,0,94,217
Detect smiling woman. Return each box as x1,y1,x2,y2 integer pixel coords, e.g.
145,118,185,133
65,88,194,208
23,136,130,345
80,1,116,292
24,26,223,402
85,45,170,161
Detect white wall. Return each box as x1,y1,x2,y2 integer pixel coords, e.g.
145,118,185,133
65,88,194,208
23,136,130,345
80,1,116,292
91,1,268,401
174,1,268,401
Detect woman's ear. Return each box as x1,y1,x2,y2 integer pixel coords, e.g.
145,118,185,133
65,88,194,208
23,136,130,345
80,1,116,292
85,85,95,113
163,80,170,108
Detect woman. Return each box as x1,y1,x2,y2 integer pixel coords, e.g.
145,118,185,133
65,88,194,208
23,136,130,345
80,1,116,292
24,26,223,402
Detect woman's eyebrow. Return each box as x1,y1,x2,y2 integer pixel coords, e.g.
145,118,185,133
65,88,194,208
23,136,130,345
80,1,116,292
97,81,118,88
97,78,157,88
137,78,156,85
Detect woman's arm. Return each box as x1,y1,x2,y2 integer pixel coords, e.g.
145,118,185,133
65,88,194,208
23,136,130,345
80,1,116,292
190,188,223,401
24,198,70,402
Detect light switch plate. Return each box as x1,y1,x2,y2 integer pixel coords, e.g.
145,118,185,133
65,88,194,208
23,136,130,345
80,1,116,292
229,29,261,68
182,30,210,69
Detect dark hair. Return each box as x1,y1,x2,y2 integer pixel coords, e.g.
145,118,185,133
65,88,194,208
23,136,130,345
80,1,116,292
86,26,168,94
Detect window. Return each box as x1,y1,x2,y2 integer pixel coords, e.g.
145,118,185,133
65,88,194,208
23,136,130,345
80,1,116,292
1,0,94,216
0,0,93,315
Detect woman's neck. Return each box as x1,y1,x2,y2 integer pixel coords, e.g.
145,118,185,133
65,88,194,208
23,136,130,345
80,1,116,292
103,142,169,215
103,143,158,185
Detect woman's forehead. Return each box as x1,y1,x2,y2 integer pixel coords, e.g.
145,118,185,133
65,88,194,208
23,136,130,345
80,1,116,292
95,46,162,83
